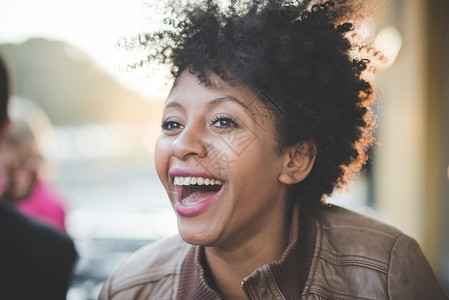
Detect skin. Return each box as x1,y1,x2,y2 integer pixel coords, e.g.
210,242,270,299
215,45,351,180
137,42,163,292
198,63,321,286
154,71,315,300
0,122,39,203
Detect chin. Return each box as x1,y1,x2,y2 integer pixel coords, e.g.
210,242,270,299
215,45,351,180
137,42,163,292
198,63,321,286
177,220,220,247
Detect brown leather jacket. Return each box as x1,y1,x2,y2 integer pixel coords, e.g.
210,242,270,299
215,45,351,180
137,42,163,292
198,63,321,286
99,204,448,299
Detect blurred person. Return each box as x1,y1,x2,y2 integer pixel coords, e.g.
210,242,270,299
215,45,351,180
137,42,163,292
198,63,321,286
100,0,448,299
0,51,77,299
1,119,67,232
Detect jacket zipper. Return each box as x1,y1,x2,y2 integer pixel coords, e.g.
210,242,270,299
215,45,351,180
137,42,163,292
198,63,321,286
241,281,252,300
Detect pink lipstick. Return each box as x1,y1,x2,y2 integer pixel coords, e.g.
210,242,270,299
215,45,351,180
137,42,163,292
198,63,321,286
169,168,224,217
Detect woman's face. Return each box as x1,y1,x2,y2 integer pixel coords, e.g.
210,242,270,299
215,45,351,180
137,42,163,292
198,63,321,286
154,71,292,249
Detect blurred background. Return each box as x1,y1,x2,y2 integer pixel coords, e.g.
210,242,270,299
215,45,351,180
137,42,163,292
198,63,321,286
0,0,447,299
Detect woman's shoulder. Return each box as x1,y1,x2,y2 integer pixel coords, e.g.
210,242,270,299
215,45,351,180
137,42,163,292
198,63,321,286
304,203,406,242
99,234,192,300
303,203,416,268
301,204,448,299
116,234,190,276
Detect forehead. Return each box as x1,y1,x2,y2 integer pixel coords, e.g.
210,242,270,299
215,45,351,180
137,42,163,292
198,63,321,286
167,71,259,107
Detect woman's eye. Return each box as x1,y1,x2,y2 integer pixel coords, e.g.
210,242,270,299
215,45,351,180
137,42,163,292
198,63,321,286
211,116,239,129
162,119,183,130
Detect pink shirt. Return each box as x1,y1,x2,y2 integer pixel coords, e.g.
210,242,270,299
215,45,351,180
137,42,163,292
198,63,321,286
17,180,66,232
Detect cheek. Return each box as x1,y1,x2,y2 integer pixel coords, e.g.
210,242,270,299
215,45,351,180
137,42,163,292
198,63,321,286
230,140,282,188
154,136,171,187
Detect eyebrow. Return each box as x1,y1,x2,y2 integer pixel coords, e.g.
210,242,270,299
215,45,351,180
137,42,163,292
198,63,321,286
208,96,247,109
163,96,247,112
164,101,185,111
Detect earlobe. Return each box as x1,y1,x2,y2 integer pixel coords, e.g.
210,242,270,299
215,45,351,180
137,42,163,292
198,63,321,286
279,140,316,185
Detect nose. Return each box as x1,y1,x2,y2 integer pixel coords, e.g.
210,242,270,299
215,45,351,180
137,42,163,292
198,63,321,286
170,125,207,160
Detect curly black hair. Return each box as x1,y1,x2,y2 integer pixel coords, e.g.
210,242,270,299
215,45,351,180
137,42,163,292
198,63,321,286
129,0,382,205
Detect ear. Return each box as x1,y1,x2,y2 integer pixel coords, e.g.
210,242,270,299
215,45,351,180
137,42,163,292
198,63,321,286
279,140,316,185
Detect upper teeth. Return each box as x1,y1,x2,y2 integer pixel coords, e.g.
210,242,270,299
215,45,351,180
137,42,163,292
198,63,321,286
174,176,222,186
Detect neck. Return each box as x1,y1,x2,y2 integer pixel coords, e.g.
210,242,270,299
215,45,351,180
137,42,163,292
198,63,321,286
204,205,292,300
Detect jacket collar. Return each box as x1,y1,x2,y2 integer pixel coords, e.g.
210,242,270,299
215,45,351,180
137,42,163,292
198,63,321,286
177,202,317,299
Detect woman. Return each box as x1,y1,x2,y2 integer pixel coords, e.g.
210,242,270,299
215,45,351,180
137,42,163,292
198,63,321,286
100,0,448,299
1,119,67,232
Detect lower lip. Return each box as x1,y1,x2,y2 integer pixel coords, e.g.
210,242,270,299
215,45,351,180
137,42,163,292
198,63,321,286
174,185,224,217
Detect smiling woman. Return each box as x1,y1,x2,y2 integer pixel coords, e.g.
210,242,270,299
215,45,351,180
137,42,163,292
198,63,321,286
156,72,308,252
99,1,448,299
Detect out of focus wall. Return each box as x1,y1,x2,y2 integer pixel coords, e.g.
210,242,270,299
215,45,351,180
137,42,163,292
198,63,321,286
373,0,449,290
423,0,449,287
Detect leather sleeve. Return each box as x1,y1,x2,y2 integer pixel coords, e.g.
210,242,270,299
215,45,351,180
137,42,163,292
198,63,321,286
388,234,448,300
98,277,111,300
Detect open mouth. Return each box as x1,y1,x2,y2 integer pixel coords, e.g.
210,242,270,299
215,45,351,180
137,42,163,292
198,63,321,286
174,176,223,207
